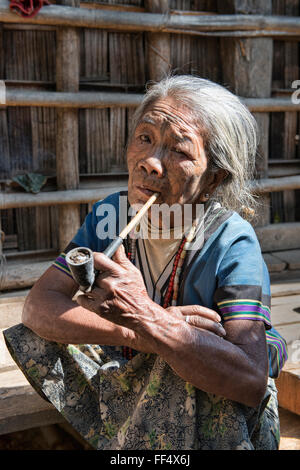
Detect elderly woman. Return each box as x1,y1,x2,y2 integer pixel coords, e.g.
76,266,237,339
4,75,287,451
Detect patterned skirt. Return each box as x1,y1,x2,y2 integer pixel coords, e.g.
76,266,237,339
3,323,280,450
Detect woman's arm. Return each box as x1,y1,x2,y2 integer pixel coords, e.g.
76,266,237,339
77,246,269,408
132,303,269,408
22,266,138,347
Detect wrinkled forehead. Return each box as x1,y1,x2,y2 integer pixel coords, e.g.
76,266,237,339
137,98,203,141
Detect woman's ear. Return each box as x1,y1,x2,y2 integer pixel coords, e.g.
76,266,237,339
207,169,229,194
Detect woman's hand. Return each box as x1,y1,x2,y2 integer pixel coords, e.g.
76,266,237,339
166,305,226,338
76,245,225,340
76,245,154,330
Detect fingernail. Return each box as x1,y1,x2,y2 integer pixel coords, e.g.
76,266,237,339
217,323,226,336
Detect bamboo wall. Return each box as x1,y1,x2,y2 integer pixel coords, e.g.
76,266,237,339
0,0,300,259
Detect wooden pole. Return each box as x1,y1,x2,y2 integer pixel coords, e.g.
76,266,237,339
145,0,171,82
0,186,128,210
1,1,300,36
3,89,300,112
56,0,81,251
218,0,273,228
1,177,300,210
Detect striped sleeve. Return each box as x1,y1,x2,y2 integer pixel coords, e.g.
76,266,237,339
217,297,271,328
266,328,288,379
52,251,74,279
213,230,288,377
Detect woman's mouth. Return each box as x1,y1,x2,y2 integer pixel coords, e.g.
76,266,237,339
137,186,161,198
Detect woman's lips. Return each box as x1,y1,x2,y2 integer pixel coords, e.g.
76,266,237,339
137,186,161,197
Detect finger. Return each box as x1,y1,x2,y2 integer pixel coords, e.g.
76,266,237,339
84,285,108,302
179,305,221,323
186,316,226,337
93,251,122,275
112,244,132,267
76,293,96,311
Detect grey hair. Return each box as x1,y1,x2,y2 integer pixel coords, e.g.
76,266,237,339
128,75,259,218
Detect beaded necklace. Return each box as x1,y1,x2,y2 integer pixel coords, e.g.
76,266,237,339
122,217,200,360
122,203,225,360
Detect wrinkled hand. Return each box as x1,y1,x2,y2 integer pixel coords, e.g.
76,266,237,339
166,305,226,338
76,244,153,330
76,245,226,342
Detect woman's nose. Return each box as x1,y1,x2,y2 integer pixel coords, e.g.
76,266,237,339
138,155,165,178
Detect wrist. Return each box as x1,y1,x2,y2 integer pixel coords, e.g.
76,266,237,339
134,300,186,355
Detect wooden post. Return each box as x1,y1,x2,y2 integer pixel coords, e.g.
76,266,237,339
218,0,273,227
145,0,171,81
282,0,298,222
56,0,81,251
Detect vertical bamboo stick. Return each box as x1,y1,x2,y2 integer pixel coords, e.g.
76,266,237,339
145,0,171,82
56,0,81,251
218,0,273,228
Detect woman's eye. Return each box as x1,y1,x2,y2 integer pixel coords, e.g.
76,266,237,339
172,148,188,158
139,134,151,143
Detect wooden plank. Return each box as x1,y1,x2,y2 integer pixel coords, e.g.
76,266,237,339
56,0,81,252
5,88,300,112
3,178,300,210
0,109,10,180
0,298,24,328
270,269,300,284
0,368,64,435
0,185,128,209
0,296,25,371
278,408,300,450
276,363,300,416
218,1,272,229
282,0,298,223
271,294,300,327
255,222,300,252
145,0,171,81
2,2,300,37
0,330,19,372
271,279,300,298
263,253,287,273
273,250,300,271
1,260,52,291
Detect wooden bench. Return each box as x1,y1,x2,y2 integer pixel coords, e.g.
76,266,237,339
0,281,300,437
0,293,64,435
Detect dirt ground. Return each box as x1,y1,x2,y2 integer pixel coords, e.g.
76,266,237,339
0,407,299,450
0,422,91,450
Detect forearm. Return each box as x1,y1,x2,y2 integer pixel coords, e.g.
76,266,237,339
134,302,267,408
22,289,136,347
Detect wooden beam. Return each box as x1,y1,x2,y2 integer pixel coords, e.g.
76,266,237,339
219,0,273,227
145,0,171,82
1,260,53,290
3,88,144,108
0,368,64,434
2,89,300,112
276,363,300,416
0,186,128,209
255,222,300,252
251,175,300,193
1,0,300,36
55,0,81,252
1,176,300,210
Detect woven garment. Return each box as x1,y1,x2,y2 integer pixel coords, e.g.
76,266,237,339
4,324,280,450
3,192,283,449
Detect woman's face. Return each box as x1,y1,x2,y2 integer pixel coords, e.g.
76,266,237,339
127,97,214,208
